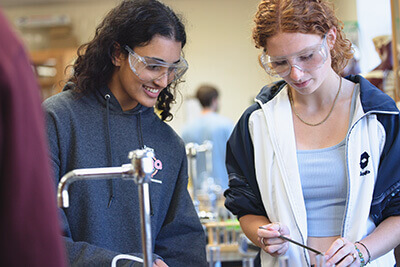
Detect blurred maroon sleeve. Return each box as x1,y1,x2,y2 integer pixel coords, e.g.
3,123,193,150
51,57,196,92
0,10,67,266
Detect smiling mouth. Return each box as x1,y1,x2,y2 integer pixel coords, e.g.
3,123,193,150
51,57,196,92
143,85,160,94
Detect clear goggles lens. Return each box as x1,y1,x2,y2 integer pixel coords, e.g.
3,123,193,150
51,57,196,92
260,35,328,77
125,45,188,83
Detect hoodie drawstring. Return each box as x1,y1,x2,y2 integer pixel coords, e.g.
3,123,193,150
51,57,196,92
105,94,115,207
137,110,145,149
103,95,152,215
137,111,153,216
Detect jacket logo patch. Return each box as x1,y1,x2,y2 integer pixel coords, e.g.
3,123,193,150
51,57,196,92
151,157,163,177
360,151,370,176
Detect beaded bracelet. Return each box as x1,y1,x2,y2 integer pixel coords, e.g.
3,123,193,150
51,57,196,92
355,243,366,266
356,241,371,264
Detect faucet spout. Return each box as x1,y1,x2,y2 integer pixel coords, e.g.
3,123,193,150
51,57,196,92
57,164,134,208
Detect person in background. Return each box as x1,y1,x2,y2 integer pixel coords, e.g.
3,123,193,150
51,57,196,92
363,35,395,98
43,0,207,266
0,9,67,267
181,85,234,191
224,0,400,266
341,44,361,77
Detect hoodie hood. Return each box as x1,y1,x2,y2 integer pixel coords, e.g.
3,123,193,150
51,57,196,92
256,79,286,103
63,82,154,116
96,85,154,116
346,75,398,113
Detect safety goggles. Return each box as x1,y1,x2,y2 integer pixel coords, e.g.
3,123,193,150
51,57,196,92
260,35,328,77
124,45,188,83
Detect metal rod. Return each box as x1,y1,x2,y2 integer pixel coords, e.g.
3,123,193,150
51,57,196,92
279,235,322,255
186,143,200,211
130,148,154,267
138,183,152,267
203,141,213,177
258,226,323,255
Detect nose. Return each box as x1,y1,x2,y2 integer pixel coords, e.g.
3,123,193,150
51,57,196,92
288,65,304,81
153,73,169,88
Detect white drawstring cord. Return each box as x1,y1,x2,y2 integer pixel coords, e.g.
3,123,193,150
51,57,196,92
111,254,143,267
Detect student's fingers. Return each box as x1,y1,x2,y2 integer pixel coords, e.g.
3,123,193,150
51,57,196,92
258,222,290,237
154,259,169,267
325,238,359,267
261,240,289,257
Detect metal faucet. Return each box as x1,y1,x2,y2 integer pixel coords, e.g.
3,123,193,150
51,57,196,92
185,141,213,212
57,147,155,267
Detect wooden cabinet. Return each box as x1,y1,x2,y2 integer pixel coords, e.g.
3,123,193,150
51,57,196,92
29,47,77,100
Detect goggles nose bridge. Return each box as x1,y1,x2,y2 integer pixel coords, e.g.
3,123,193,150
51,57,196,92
152,66,180,84
154,71,169,82
290,63,305,72
153,73,170,88
287,64,306,78
279,58,305,77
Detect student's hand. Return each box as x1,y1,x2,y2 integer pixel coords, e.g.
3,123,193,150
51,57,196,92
153,259,168,267
324,238,359,267
257,222,290,257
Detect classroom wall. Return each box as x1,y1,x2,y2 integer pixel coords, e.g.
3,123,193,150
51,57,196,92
355,0,392,73
164,0,273,132
334,0,357,21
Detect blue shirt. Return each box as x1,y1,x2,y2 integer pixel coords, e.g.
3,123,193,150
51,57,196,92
181,112,234,190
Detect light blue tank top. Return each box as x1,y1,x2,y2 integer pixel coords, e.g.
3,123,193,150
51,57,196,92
296,84,359,237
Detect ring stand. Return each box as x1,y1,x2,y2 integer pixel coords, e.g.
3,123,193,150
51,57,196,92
57,147,155,267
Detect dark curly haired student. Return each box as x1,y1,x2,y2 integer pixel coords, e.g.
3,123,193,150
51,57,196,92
43,0,207,266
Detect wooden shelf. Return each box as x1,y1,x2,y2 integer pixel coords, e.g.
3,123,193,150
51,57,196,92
29,47,77,100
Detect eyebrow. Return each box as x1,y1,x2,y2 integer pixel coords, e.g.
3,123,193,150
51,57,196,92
125,45,181,64
268,34,325,60
145,56,181,64
270,43,321,60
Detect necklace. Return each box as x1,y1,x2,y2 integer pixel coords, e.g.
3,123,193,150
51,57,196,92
288,77,342,127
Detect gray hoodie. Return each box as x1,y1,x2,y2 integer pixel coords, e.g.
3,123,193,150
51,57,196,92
43,84,207,266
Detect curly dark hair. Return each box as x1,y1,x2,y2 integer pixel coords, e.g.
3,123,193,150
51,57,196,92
67,0,186,121
252,0,353,74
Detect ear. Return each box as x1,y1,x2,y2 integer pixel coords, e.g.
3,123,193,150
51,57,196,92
111,43,124,66
326,27,337,50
